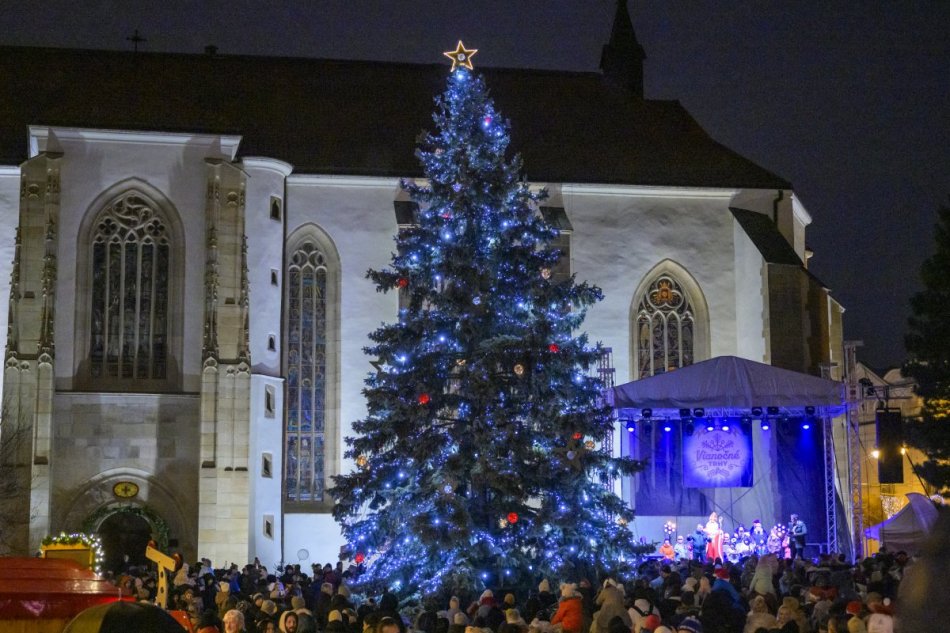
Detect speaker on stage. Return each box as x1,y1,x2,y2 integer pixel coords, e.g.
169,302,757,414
876,410,903,484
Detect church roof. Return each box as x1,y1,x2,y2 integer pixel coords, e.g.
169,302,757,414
0,46,790,189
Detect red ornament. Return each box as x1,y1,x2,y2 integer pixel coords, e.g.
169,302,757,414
397,277,409,288
418,393,431,405
548,343,560,353
483,115,493,126
572,432,583,441
354,552,365,564
507,512,519,524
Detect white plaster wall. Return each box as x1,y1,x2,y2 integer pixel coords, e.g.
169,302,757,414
0,168,20,410
243,158,292,377
281,176,399,561
44,130,232,392
733,218,769,362
249,373,285,566
562,185,740,385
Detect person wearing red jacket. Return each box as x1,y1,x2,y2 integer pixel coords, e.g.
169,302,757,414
551,583,584,633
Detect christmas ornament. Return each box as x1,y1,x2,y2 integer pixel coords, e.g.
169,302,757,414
418,393,431,405
566,450,576,460
443,40,478,71
443,483,454,495
548,343,560,353
507,512,519,524
397,277,409,288
456,358,467,367
452,182,463,193
540,268,551,280
584,440,596,450
617,516,628,526
356,455,369,469
498,517,509,529
513,363,525,376
483,115,493,127
354,552,365,564
472,295,481,305
572,432,583,440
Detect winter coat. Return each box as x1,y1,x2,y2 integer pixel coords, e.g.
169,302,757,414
551,596,583,633
590,587,631,633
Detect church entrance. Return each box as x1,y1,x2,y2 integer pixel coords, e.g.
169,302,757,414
97,510,153,574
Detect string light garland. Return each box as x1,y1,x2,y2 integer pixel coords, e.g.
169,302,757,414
41,532,105,574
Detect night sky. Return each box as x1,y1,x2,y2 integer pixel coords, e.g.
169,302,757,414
1,1,946,371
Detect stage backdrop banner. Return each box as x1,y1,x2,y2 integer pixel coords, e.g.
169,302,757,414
683,425,753,487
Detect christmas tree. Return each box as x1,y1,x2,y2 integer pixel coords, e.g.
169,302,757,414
331,43,644,599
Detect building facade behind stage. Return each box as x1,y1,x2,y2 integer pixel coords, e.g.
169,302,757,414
0,9,844,566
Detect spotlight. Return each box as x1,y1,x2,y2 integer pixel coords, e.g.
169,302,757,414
722,423,730,431
751,406,763,418
767,406,779,416
802,422,810,430
693,408,705,418
760,421,770,431
871,448,880,459
684,422,694,437
663,424,672,433
804,405,816,416
625,421,635,432
641,408,652,418
706,423,714,432
679,408,692,419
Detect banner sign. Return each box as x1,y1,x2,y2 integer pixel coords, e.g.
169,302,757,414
683,425,753,487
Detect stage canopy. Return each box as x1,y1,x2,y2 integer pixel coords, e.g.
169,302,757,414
865,493,940,555
611,355,846,418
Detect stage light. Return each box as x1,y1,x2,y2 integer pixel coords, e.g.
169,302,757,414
722,423,730,431
741,416,752,424
625,421,635,433
641,408,652,418
706,423,714,432
900,446,907,455
760,421,770,431
693,408,705,418
802,422,810,430
663,424,672,432
767,406,780,416
679,408,691,419
684,422,694,436
871,448,880,459
751,406,763,417
804,405,816,416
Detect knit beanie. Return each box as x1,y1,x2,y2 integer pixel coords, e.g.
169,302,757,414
261,600,277,616
538,579,551,593
292,596,306,610
329,610,343,623
480,590,493,602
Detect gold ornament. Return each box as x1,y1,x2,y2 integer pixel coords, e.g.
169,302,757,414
617,516,628,526
356,455,369,469
513,363,525,376
498,518,509,529
444,41,478,71
584,440,596,450
456,358,467,367
540,268,551,280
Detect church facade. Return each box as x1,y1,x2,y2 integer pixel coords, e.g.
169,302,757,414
0,7,844,568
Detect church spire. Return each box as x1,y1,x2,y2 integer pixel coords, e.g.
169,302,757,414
599,0,646,97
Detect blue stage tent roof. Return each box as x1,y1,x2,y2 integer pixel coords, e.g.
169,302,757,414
611,355,846,419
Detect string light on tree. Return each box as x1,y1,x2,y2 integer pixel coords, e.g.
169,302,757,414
329,43,645,600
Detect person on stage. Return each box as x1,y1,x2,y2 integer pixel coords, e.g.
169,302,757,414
789,514,807,560
690,523,707,563
704,512,724,563
750,519,768,556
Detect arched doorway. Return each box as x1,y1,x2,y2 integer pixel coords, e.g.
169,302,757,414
97,511,153,573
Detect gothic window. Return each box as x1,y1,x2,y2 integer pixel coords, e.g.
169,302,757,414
89,193,169,381
285,241,328,503
634,274,695,378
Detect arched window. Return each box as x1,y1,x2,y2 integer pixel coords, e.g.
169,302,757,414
285,240,329,503
634,274,695,378
89,193,169,380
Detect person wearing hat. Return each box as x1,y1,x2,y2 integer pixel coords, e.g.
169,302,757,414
590,582,630,633
640,614,661,633
198,609,222,633
676,616,702,633
279,610,300,633
551,583,583,633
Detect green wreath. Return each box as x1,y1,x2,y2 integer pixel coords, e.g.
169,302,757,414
81,503,171,550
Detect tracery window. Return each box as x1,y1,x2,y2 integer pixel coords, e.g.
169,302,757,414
89,194,169,380
635,274,694,378
285,241,328,502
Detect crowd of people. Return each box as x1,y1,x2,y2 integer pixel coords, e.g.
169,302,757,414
657,514,810,565
109,544,913,633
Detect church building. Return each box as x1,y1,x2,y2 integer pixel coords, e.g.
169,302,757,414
0,3,844,569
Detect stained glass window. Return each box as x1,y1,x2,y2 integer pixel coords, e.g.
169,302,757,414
635,275,694,379
285,241,328,502
90,194,169,381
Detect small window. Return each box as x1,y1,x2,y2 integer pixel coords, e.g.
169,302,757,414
262,453,273,478
270,197,282,221
267,335,276,352
264,385,276,418
270,269,279,286
263,514,274,538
